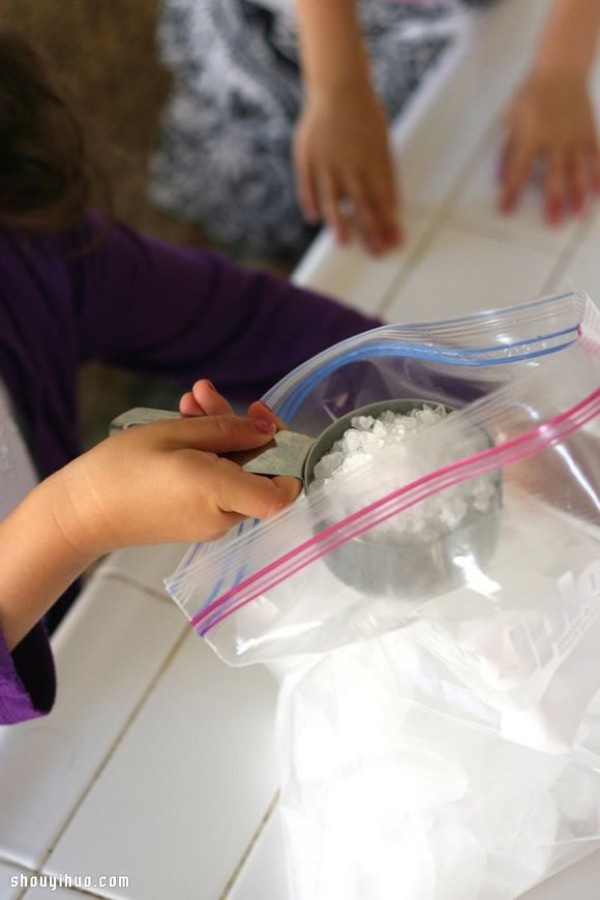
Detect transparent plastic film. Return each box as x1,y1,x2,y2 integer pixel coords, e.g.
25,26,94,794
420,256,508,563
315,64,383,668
166,292,600,669
169,291,590,600
265,289,589,427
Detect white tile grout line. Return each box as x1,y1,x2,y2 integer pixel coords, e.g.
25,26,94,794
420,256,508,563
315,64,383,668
16,882,114,900
377,22,600,321
377,111,504,319
0,859,33,900
0,855,32,869
88,569,174,606
376,109,597,322
542,208,600,298
8,608,271,900
26,626,193,900
388,25,470,156
219,790,280,900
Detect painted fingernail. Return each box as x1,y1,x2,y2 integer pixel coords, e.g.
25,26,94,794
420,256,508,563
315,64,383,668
389,225,401,245
250,418,276,434
205,380,217,391
547,199,563,226
257,400,274,413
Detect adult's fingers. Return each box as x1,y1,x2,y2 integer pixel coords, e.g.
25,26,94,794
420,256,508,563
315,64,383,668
590,148,600,193
568,148,589,216
544,146,567,225
499,135,537,213
319,169,352,244
295,147,321,224
345,169,400,254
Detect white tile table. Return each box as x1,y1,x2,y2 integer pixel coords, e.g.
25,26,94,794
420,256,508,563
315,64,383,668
0,862,26,900
0,576,186,872
3,0,600,897
43,630,280,900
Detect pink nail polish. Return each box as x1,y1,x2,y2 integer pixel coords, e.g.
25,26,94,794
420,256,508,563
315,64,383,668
251,418,276,434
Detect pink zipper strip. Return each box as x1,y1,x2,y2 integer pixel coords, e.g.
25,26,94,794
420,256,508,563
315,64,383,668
193,388,600,633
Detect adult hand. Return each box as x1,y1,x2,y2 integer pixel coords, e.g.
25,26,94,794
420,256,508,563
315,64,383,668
293,86,402,254
499,71,600,224
50,410,300,557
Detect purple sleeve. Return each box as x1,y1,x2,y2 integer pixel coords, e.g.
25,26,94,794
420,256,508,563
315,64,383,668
76,217,382,401
0,624,56,724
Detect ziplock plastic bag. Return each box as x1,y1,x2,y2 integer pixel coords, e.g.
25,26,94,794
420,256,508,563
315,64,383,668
276,628,600,900
166,291,600,669
166,289,600,900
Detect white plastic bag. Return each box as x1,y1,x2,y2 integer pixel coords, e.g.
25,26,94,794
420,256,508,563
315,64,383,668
276,629,600,900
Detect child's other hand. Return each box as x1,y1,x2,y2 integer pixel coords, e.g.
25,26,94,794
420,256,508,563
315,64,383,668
293,86,402,255
499,71,600,224
51,411,300,557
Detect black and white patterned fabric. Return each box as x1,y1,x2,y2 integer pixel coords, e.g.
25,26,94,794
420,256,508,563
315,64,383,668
149,0,496,258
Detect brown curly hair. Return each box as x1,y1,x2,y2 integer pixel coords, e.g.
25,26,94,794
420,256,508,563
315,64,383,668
0,26,96,230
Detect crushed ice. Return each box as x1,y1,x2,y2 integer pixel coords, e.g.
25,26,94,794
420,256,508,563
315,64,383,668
310,405,497,541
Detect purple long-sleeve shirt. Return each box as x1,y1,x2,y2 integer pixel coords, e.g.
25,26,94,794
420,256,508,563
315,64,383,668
0,213,381,724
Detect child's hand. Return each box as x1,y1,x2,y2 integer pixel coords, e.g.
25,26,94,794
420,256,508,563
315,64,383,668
499,71,600,224
179,378,300,501
179,378,287,429
50,412,301,557
293,86,402,255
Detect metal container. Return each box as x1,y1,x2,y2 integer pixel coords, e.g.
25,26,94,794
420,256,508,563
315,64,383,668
279,398,501,599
